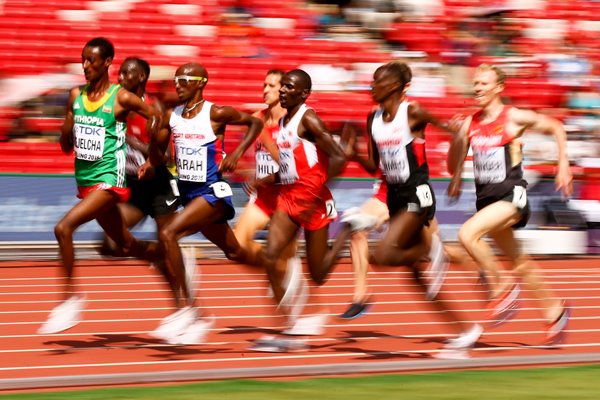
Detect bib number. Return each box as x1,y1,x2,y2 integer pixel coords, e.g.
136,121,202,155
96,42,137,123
473,148,506,184
415,184,434,208
512,186,527,209
73,123,105,161
210,181,233,199
176,146,207,182
325,199,338,219
169,179,180,197
278,148,299,184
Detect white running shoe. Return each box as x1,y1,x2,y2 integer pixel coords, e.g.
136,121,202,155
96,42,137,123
282,313,328,336
433,349,470,360
250,335,308,352
341,208,379,232
150,306,197,342
280,256,302,307
426,233,449,300
38,294,86,334
445,324,483,350
278,256,309,326
169,316,215,345
182,246,197,301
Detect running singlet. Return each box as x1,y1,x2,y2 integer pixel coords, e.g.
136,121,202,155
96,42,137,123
276,104,328,187
170,101,223,185
72,83,127,188
468,106,526,199
371,101,428,187
124,95,154,176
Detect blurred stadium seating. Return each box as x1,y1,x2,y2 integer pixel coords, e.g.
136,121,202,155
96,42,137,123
0,0,599,181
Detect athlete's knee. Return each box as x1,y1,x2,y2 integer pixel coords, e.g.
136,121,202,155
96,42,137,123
223,246,245,263
54,220,73,242
350,230,368,246
457,225,478,249
158,226,177,247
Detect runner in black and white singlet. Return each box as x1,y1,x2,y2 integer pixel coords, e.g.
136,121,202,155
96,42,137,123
140,62,263,345
343,61,483,358
448,63,573,346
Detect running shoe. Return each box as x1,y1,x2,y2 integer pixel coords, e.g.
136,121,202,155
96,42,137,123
487,283,520,326
341,207,379,232
38,294,86,334
338,299,372,320
150,306,197,342
445,324,483,351
433,349,471,360
279,256,308,326
250,335,308,352
425,233,449,300
544,302,571,346
169,315,215,345
283,313,328,336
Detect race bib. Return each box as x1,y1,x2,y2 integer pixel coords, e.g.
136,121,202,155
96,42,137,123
73,123,105,161
176,146,207,182
415,184,434,208
169,179,180,197
255,150,279,179
278,148,299,184
325,198,338,219
512,186,527,209
473,148,506,184
380,146,410,184
210,181,233,198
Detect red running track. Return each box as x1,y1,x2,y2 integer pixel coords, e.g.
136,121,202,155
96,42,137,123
1,256,600,391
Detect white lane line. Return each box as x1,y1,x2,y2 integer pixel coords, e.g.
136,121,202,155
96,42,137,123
1,341,600,372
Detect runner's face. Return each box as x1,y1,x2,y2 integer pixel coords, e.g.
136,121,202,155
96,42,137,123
81,46,110,82
263,73,281,106
118,61,142,92
174,68,202,102
370,67,399,103
279,74,305,109
473,70,503,107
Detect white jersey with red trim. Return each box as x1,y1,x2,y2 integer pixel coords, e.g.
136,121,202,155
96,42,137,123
276,104,327,186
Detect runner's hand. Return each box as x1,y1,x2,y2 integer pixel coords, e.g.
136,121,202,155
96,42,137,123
138,160,155,180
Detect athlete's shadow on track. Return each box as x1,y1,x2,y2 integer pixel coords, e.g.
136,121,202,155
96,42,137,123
221,326,280,335
43,334,223,357
416,337,530,354
311,330,429,359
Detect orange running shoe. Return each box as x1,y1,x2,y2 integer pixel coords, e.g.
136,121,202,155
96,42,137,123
487,283,520,327
545,302,571,346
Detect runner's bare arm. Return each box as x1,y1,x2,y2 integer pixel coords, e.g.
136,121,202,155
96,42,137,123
141,108,173,179
446,117,471,199
350,112,380,174
116,89,161,145
511,108,573,197
409,101,461,137
212,105,263,173
126,98,168,158
302,109,346,181
59,87,80,154
252,110,280,163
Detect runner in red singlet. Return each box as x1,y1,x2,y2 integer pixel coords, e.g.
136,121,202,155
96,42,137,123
448,63,573,345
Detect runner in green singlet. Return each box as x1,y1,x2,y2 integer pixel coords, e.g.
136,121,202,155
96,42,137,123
38,37,163,336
